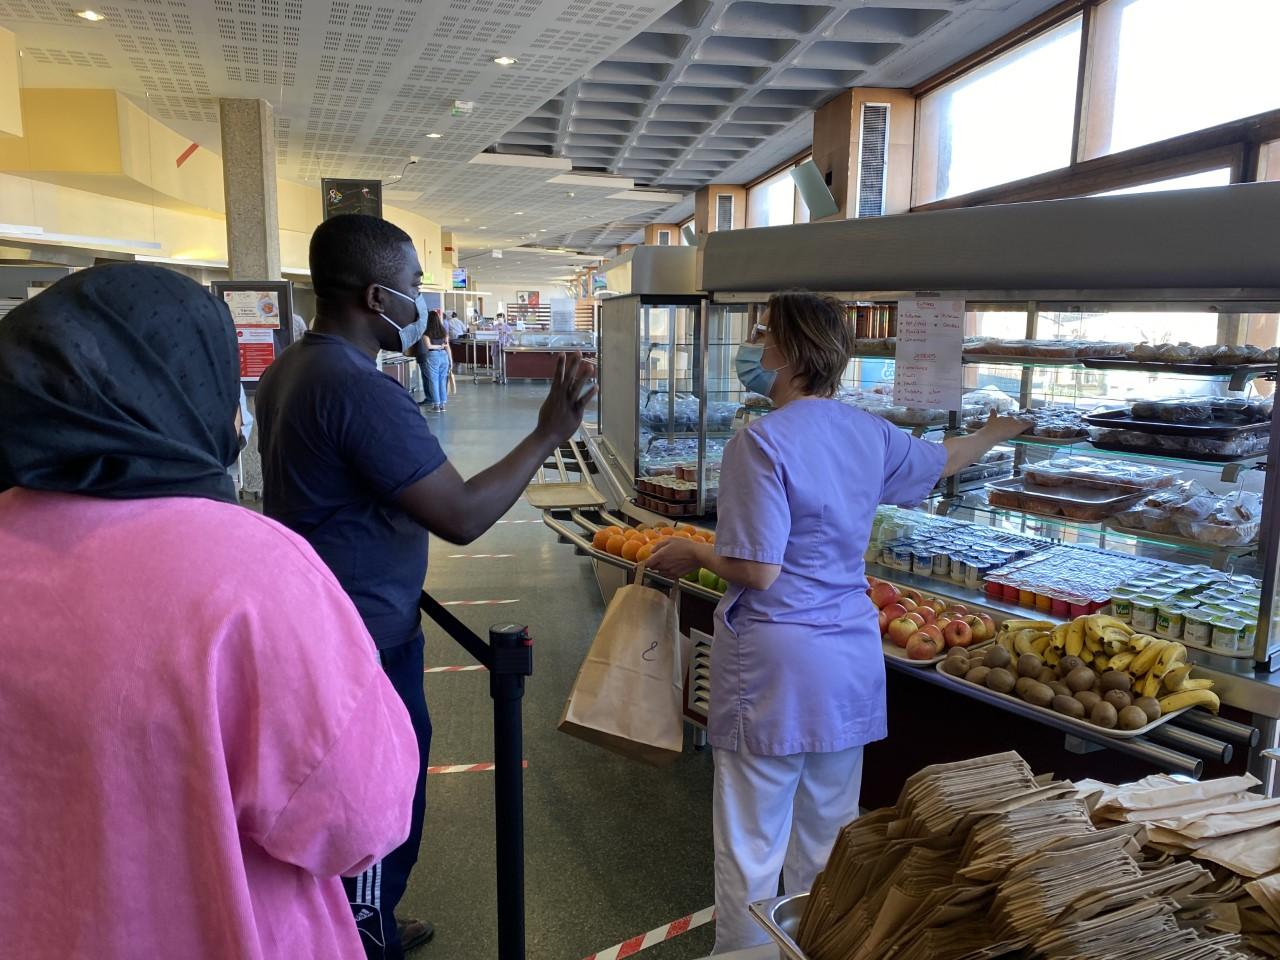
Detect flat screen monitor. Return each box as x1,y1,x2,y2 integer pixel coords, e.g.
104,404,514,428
451,268,468,290
321,179,383,220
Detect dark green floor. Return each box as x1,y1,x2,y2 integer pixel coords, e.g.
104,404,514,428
402,380,717,960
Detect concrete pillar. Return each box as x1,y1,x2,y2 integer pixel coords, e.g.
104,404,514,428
812,88,915,220
218,98,281,499
218,98,281,280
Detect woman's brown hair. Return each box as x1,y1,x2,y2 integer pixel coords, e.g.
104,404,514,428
765,291,853,398
426,309,447,341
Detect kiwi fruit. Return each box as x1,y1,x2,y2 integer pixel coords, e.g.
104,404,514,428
985,646,1012,670
1100,670,1132,693
1015,676,1039,699
1036,667,1057,684
1103,689,1133,711
986,667,1016,694
1118,705,1148,730
1024,682,1054,708
1065,667,1098,693
1090,701,1119,729
1134,697,1162,722
1058,655,1085,677
1016,653,1043,678
1052,695,1086,719
1074,690,1102,713
1048,680,1072,698
940,657,969,678
964,665,991,686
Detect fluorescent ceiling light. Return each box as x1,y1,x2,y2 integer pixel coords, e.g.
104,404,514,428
425,133,442,139
608,189,685,203
547,173,634,188
470,153,570,171
76,9,105,21
493,56,518,66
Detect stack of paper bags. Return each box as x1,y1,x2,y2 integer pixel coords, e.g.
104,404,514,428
795,752,1248,960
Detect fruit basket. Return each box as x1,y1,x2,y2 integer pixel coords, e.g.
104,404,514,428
882,637,992,668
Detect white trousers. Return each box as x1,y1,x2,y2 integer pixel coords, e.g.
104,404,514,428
712,740,864,953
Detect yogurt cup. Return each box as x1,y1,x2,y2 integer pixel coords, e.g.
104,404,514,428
1155,603,1185,640
1183,609,1212,646
1110,589,1136,623
1131,597,1159,633
1240,620,1258,656
1212,618,1246,654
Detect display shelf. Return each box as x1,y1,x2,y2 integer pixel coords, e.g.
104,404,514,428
1099,518,1258,560
994,433,1267,480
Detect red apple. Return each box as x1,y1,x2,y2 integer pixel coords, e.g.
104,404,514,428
906,633,940,660
902,589,923,604
916,605,936,625
899,596,918,613
935,616,952,632
878,610,890,633
944,618,974,648
886,616,919,648
867,575,880,587
905,611,926,628
881,602,907,622
919,624,944,646
926,598,947,615
868,580,900,609
947,603,969,617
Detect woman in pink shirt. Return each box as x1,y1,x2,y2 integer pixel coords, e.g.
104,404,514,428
0,263,418,959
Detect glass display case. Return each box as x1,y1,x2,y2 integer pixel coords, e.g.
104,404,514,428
699,183,1280,678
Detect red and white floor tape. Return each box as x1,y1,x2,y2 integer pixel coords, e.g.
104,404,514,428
583,906,716,960
427,760,529,775
423,664,488,674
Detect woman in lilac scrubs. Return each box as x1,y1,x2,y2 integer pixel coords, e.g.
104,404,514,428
648,292,1029,952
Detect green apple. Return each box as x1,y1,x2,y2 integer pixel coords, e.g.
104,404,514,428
698,568,719,590
683,571,700,583
717,578,729,593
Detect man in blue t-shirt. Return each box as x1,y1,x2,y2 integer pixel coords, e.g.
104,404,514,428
255,214,595,960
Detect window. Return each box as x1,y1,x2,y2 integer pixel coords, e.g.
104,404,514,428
914,16,1082,204
1083,0,1280,159
1092,167,1232,197
748,168,798,228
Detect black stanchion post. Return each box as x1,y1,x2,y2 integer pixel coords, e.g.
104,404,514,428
489,622,532,960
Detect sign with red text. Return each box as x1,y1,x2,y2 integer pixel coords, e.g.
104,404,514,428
893,298,964,412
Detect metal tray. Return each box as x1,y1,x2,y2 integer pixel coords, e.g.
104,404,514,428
986,476,1144,524
1084,408,1271,439
1081,357,1276,378
1089,439,1261,464
750,894,811,960
932,662,1191,740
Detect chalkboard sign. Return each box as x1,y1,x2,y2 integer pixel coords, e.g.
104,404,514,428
321,179,383,219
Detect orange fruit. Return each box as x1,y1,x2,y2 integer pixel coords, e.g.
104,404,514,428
673,530,693,539
706,532,716,543
624,528,643,541
622,539,642,562
659,527,676,537
644,529,661,542
606,535,626,556
636,543,654,563
591,530,611,551
677,524,697,533
692,534,709,543
603,526,624,540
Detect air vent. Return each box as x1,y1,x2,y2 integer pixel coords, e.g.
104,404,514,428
856,103,889,218
715,193,734,231
657,229,671,245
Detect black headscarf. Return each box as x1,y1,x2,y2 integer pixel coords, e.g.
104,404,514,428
0,262,240,503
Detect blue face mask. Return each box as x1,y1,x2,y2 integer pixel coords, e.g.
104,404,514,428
735,343,783,397
376,285,429,353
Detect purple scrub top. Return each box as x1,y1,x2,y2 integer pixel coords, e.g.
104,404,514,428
711,398,947,756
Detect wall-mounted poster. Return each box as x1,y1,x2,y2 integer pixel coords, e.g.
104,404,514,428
321,178,383,220
211,280,294,390
516,290,541,308
451,267,468,290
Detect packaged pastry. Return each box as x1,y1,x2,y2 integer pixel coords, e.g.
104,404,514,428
1022,455,1180,493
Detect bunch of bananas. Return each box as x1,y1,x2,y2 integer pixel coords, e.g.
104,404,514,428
993,614,1219,715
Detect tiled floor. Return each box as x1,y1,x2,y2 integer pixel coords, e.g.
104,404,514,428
397,380,718,960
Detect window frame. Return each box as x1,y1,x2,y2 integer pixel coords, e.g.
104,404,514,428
909,0,1280,210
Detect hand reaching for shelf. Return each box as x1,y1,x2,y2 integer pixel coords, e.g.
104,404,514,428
941,413,1033,478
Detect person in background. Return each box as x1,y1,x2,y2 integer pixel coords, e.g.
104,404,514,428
421,310,451,413
255,214,596,960
494,311,513,384
446,311,466,339
646,291,1030,953
0,263,417,960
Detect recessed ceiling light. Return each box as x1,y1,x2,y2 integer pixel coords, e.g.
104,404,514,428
514,211,524,215
76,8,105,20
425,132,442,139
493,56,518,66
479,226,487,230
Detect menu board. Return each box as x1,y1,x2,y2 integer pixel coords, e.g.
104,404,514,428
321,178,382,220
211,280,293,389
893,298,964,412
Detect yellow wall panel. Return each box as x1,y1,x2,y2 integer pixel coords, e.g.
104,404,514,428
0,29,21,139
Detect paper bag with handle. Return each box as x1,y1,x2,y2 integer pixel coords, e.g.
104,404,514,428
558,561,685,766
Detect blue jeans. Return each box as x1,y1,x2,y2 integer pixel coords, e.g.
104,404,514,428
424,350,449,405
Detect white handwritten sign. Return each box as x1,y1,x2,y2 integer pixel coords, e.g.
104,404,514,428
893,299,965,412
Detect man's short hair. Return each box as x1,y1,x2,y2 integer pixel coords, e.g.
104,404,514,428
309,214,413,301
